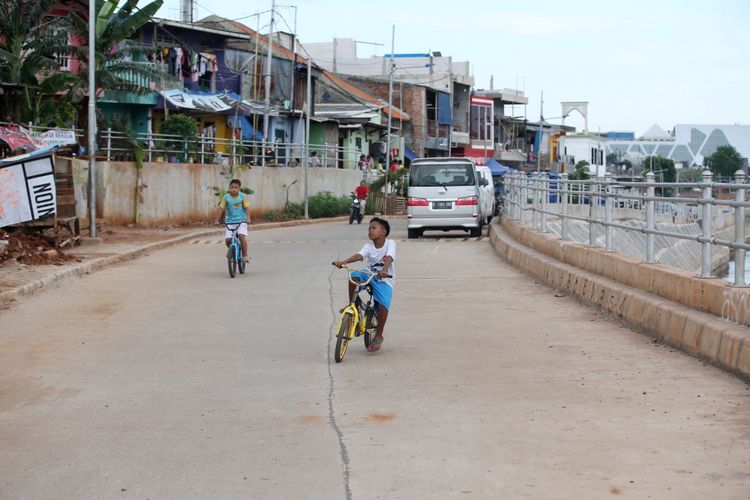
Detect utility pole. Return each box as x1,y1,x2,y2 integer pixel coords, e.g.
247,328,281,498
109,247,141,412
262,0,275,166
288,5,297,162
304,56,311,219
384,25,395,214
88,0,97,237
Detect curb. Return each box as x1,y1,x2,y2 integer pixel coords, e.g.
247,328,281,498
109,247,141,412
0,216,347,307
488,221,750,381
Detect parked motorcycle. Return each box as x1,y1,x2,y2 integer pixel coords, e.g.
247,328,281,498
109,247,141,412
349,192,364,225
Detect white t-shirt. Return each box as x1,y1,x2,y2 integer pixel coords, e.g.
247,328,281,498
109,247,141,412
358,239,396,287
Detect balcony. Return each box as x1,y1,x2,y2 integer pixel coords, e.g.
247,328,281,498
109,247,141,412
451,131,470,146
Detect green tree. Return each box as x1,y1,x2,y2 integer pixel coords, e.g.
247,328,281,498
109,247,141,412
569,160,590,180
159,114,199,161
704,145,743,178
0,0,77,123
641,156,676,182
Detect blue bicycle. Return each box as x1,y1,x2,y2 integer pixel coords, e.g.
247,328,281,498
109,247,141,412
225,223,246,278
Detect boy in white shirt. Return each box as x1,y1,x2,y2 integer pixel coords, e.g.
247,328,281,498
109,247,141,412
333,218,395,352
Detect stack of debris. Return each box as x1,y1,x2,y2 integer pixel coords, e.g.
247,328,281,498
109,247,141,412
0,229,80,265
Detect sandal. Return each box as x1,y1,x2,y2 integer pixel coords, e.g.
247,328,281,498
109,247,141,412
368,336,384,352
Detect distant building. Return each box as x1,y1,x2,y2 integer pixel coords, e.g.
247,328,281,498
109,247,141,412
605,124,750,168
557,134,608,176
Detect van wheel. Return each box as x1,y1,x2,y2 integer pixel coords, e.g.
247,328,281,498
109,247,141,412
470,222,482,238
408,228,421,239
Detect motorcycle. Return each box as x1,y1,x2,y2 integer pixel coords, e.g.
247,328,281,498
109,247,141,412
349,192,364,225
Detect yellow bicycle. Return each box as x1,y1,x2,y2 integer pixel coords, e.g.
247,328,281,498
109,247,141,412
333,265,386,363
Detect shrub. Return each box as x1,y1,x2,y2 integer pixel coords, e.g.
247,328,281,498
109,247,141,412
308,192,350,219
284,202,304,219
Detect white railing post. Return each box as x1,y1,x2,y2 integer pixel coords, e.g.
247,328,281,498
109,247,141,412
200,134,205,164
106,128,112,162
540,172,548,232
734,170,747,287
147,133,152,163
520,175,528,224
560,173,569,240
700,169,714,277
604,172,614,251
532,173,540,230
646,171,656,263
588,179,596,246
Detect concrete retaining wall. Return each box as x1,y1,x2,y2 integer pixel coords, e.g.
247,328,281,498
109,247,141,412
489,219,750,380
63,158,363,225
499,216,750,328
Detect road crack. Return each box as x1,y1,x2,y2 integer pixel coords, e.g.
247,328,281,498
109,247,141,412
327,266,353,500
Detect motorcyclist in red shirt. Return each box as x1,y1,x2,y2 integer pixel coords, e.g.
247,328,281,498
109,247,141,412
354,180,369,214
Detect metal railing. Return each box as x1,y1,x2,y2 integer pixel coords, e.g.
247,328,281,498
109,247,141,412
503,170,749,286
100,129,370,170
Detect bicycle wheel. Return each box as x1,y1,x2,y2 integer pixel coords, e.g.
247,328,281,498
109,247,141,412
334,312,354,363
238,255,246,274
227,250,237,278
363,308,377,348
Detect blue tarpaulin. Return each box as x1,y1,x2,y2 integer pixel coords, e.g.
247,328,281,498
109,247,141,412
486,158,516,176
404,146,417,161
437,92,452,125
227,115,263,141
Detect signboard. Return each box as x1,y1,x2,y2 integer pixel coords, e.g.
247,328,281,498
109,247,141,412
28,129,77,148
0,127,77,151
0,149,57,227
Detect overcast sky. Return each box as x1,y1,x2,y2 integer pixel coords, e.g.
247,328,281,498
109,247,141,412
156,0,750,136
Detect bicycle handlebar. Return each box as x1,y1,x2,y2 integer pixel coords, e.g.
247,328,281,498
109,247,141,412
334,263,392,285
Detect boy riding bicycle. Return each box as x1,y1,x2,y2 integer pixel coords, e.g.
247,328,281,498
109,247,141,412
216,179,251,262
333,217,395,352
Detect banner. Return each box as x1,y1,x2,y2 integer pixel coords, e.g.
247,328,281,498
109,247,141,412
0,149,57,227
0,126,37,151
28,129,77,148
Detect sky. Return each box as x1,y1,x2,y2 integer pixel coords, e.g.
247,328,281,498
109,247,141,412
156,0,750,136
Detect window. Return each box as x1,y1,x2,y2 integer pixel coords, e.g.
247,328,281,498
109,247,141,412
470,105,492,141
410,164,476,187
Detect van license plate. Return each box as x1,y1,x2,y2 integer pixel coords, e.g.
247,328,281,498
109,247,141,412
432,201,452,209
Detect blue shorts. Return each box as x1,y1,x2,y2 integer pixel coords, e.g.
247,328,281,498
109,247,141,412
352,271,393,311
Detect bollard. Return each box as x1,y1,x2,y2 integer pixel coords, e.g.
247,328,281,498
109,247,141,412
604,172,614,251
646,171,656,263
540,173,548,232
560,173,569,240
700,169,714,277
734,170,747,286
588,179,596,246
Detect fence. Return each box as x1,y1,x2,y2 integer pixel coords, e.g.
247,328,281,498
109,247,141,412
100,129,368,170
503,170,749,286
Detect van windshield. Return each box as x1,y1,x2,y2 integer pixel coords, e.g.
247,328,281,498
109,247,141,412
410,164,476,187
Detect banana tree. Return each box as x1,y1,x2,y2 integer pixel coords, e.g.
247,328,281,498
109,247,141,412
0,0,74,123
69,0,175,106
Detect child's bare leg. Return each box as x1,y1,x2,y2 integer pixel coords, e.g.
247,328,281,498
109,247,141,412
368,305,388,352
224,238,231,248
239,234,248,258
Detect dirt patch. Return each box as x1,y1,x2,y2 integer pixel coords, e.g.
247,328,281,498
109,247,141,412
0,229,81,266
95,221,215,244
364,412,396,423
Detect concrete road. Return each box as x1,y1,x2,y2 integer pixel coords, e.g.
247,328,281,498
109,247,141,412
1,220,749,500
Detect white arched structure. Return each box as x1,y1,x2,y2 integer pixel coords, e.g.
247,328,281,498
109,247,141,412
561,101,589,132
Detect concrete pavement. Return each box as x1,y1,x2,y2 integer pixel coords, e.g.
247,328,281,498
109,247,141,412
1,220,749,499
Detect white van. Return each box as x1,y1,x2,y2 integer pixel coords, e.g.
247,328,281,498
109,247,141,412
407,157,487,238
475,165,496,225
